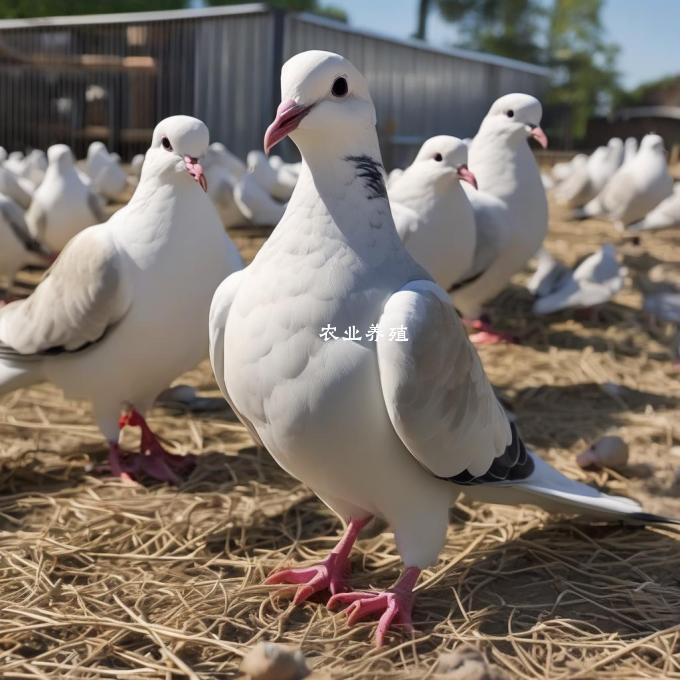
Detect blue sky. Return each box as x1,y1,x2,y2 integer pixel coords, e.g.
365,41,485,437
328,0,679,90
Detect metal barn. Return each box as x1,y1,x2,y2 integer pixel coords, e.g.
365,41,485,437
0,3,550,166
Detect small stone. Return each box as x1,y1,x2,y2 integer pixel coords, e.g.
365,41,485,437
435,645,508,680
241,642,310,680
577,435,629,470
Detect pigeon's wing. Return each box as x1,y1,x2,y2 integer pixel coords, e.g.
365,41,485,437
0,225,131,355
25,199,48,242
87,190,107,223
450,187,507,289
208,269,264,447
532,276,597,315
598,168,637,217
390,201,421,244
377,280,532,483
0,198,50,257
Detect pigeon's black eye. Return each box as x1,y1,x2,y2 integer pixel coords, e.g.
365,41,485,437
331,76,348,97
506,109,514,118
433,153,443,162
161,136,173,151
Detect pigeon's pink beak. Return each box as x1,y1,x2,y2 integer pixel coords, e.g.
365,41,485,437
529,126,548,149
457,164,478,189
184,155,208,192
264,99,313,155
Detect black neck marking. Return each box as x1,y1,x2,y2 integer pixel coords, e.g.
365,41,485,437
345,154,387,200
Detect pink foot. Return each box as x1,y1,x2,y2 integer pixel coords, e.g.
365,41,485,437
465,318,518,345
328,567,421,647
117,407,196,484
107,443,140,484
265,517,370,604
265,552,347,604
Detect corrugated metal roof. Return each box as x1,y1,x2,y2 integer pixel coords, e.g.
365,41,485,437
0,3,269,28
0,3,550,77
296,12,551,77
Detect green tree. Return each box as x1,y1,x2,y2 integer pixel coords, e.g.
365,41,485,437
414,0,545,64
414,0,619,144
547,0,619,141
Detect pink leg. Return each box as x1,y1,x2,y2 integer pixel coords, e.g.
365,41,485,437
265,516,370,604
118,408,196,484
328,566,421,647
107,443,139,484
464,317,517,345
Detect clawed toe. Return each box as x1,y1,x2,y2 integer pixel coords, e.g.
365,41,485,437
327,567,420,646
265,558,345,603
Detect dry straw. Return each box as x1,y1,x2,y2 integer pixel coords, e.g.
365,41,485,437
0,198,679,678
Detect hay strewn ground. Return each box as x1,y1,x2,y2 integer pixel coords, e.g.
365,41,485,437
0,196,679,679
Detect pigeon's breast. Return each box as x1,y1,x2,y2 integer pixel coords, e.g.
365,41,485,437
223,228,399,479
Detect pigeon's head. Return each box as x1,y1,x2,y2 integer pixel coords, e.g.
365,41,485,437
483,93,547,149
47,144,75,169
147,115,209,191
264,50,375,155
639,133,666,156
413,135,477,189
87,141,107,161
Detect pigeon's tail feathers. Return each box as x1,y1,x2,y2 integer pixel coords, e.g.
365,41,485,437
465,451,679,526
0,348,44,395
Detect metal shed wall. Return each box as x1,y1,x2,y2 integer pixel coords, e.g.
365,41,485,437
0,5,549,166
284,14,550,167
0,4,276,159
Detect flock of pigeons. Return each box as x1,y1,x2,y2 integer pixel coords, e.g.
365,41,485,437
0,50,678,646
543,129,680,322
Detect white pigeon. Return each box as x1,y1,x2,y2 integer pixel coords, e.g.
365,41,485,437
578,133,673,228
0,193,52,300
526,247,570,298
233,171,286,226
386,167,404,189
451,92,549,340
130,153,145,180
208,142,247,180
623,136,638,165
557,146,612,209
572,139,623,210
202,147,249,228
86,141,129,201
576,138,628,218
247,150,297,201
644,291,680,324
25,144,106,252
20,149,48,187
269,154,301,179
627,183,680,232
209,50,675,647
389,135,477,291
0,165,33,209
4,151,25,177
0,147,7,163
551,155,579,183
0,115,242,484
532,244,625,315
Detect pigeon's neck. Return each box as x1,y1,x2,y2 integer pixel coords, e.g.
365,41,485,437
469,129,539,203
291,133,396,238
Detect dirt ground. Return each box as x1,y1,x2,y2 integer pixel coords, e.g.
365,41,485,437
0,194,679,679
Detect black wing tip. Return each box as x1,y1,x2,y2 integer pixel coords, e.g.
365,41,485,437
627,512,680,527
444,421,534,486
